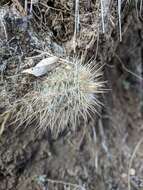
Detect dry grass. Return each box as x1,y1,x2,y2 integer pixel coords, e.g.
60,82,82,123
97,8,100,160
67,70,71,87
128,138,143,190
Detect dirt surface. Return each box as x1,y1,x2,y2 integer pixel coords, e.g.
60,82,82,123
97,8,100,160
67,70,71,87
0,1,143,190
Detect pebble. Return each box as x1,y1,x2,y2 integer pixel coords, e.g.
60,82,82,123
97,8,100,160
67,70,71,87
129,168,136,176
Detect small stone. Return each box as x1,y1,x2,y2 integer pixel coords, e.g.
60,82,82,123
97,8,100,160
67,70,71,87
129,168,136,176
121,173,127,178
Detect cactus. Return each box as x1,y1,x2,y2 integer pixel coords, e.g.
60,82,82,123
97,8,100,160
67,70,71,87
4,58,105,137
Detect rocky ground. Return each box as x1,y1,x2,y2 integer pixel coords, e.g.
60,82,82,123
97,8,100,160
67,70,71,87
0,1,142,190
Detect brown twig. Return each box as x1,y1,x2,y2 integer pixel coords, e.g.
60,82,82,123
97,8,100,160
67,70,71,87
11,0,27,16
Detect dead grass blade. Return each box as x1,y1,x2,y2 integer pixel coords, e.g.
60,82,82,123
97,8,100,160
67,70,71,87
128,137,143,190
0,111,10,137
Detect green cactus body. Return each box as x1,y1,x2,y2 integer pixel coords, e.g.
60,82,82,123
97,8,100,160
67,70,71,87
5,59,104,137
